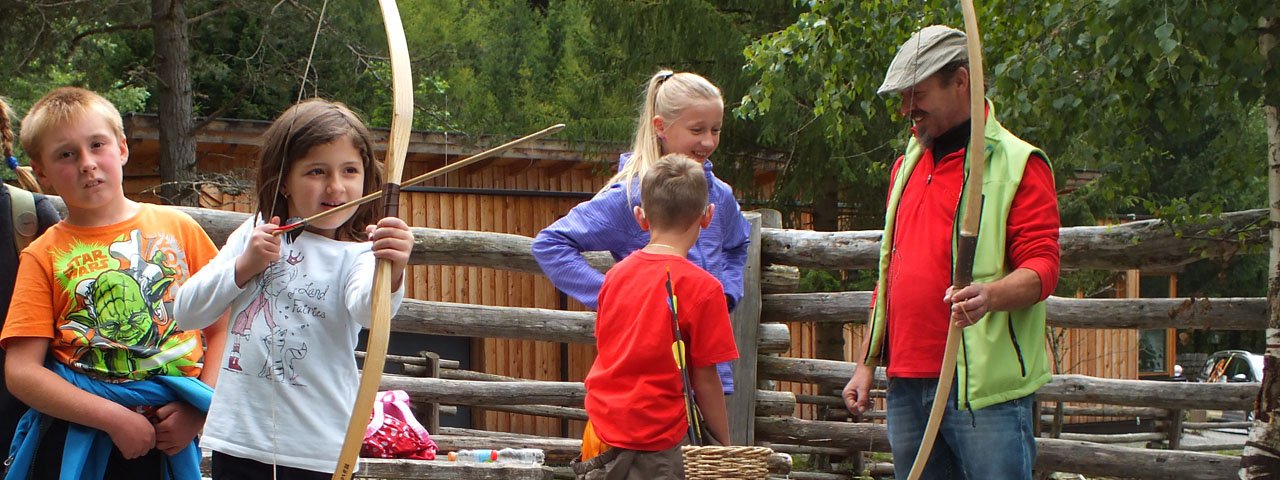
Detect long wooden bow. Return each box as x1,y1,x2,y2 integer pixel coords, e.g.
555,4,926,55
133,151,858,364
904,3,987,480
332,1,412,478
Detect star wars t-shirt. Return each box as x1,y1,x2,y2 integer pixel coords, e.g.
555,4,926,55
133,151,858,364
1,203,217,381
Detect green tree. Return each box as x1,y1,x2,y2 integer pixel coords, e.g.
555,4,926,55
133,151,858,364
740,1,1279,473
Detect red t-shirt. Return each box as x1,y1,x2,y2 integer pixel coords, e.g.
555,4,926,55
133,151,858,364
585,250,739,451
884,149,1059,378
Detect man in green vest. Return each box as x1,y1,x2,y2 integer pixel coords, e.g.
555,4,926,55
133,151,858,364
841,25,1061,479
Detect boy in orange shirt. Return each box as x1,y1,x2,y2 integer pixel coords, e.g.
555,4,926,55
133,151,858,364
575,153,738,479
2,87,225,479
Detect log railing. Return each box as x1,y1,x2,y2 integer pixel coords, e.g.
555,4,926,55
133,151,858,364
120,200,1264,480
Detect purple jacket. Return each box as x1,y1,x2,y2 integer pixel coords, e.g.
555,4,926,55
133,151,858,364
533,153,751,393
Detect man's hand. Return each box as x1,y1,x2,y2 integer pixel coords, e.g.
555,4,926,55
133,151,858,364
105,406,156,459
153,401,205,455
944,283,990,328
842,363,874,416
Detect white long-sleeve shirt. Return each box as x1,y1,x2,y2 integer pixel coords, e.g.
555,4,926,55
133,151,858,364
174,217,403,472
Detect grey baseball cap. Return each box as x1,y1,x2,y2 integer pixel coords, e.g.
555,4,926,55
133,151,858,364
877,25,968,95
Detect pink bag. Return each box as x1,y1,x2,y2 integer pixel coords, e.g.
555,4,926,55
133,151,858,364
361,390,438,460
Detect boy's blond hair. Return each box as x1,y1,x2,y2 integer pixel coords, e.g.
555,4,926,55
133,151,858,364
19,87,125,164
640,153,707,231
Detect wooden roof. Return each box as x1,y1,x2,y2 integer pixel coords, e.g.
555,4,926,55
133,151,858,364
121,114,622,183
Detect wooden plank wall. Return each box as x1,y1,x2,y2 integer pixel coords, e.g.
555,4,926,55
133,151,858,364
1046,270,1141,424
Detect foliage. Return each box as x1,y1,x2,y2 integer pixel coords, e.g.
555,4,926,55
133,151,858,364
740,0,1277,226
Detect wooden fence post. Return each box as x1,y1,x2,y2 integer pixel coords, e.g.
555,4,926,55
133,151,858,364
421,350,441,435
728,212,763,445
755,208,783,396
1167,408,1183,450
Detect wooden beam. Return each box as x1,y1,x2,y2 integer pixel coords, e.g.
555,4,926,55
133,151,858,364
118,204,1266,284
389,299,789,350
760,291,1268,331
728,212,763,445
756,356,1257,410
755,417,1239,480
759,209,1266,271
382,375,796,414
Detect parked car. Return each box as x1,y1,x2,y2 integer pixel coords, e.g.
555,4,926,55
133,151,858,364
1196,350,1263,383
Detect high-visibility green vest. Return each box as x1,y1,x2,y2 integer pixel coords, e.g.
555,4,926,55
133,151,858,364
866,100,1053,411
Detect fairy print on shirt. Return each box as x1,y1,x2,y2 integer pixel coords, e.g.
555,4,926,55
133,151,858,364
226,248,315,386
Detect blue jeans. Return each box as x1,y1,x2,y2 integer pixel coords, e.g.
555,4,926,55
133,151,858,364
886,377,1036,480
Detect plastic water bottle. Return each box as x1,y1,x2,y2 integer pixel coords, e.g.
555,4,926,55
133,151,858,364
497,448,545,466
450,449,499,463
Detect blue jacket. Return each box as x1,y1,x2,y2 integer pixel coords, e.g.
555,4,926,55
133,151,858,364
533,153,751,393
534,153,750,309
5,362,211,480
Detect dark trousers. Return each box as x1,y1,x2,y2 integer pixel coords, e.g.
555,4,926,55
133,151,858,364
28,417,165,480
211,451,331,480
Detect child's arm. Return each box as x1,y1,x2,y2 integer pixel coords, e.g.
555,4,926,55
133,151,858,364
199,315,227,386
157,217,232,455
153,313,226,455
714,183,751,311
531,191,633,309
173,219,267,331
5,337,156,458
691,364,730,446
366,216,414,291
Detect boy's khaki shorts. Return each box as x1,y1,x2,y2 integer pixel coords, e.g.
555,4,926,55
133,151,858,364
571,444,684,480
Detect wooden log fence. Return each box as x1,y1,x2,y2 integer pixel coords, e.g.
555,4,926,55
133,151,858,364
118,200,1267,479
377,375,798,417
757,355,1258,411
158,204,1264,294
758,208,1265,271
389,298,792,353
756,416,1241,479
761,291,1268,330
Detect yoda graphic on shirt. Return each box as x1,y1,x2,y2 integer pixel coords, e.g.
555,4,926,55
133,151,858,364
60,230,197,379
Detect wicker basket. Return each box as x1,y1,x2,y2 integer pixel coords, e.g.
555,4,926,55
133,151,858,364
681,445,774,479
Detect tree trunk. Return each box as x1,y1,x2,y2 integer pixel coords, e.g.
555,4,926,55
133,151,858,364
1244,16,1280,478
151,0,198,206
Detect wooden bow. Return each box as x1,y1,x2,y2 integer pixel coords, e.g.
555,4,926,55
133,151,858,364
332,1,412,478
904,3,987,479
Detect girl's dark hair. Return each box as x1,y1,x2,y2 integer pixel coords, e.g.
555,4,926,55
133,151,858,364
255,98,384,241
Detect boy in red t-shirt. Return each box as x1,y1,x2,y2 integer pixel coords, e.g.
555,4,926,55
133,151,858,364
576,153,739,479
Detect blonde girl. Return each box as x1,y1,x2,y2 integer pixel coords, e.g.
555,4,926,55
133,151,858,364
533,70,750,394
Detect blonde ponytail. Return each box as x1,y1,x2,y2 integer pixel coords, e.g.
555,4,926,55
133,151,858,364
607,70,722,201
15,166,41,192
0,97,41,192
